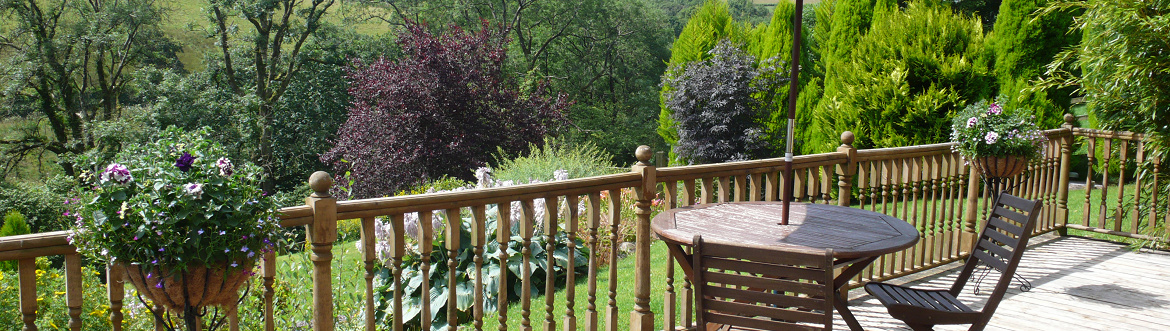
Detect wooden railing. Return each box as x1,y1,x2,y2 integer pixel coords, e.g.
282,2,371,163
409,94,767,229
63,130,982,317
2,114,1166,331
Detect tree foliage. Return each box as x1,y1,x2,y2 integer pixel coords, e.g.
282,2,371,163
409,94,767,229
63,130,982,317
810,0,994,152
323,22,570,198
0,0,177,177
1040,0,1170,148
663,41,785,164
989,0,1079,129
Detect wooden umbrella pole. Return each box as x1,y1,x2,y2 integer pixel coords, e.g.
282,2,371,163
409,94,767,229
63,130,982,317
782,0,806,225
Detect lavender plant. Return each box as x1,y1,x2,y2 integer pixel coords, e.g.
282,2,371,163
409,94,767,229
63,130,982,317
950,99,1048,162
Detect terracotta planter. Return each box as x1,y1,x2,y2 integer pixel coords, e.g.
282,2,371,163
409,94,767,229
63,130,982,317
972,155,1028,178
122,261,253,311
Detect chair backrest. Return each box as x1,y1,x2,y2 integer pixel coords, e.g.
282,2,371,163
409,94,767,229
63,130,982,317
692,235,835,331
950,192,1043,320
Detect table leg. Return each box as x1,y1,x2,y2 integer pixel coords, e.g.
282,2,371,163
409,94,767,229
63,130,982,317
665,243,694,281
833,256,878,331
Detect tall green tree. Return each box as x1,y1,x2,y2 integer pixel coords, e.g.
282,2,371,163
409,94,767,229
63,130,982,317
990,0,1079,129
1041,0,1170,148
206,0,336,192
658,0,737,162
811,0,994,151
806,0,886,153
0,0,175,178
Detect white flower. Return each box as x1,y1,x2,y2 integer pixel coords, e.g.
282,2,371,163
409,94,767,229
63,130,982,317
100,163,133,184
966,117,978,128
184,183,204,199
984,131,999,144
553,169,569,181
475,167,493,188
216,158,233,176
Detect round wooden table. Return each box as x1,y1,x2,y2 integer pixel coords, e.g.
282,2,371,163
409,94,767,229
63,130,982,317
652,202,919,331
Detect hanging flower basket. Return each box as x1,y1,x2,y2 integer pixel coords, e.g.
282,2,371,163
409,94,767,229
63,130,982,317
972,155,1029,179
122,261,254,311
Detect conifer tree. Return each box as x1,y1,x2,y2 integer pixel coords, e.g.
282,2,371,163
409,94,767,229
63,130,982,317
990,0,1079,129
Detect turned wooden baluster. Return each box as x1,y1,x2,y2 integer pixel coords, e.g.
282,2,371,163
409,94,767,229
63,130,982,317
389,214,407,331
1097,138,1114,229
65,253,82,331
749,173,763,202
418,210,434,331
733,174,747,202
1130,141,1146,235
700,177,715,204
1114,140,1130,232
1082,137,1097,227
662,182,678,331
1057,115,1076,232
519,200,536,331
108,263,125,331
605,190,621,331
543,197,559,331
263,250,276,331
445,208,463,331
681,179,696,328
563,195,579,331
1149,156,1162,233
584,193,601,331
496,203,512,331
471,206,488,331
360,217,377,331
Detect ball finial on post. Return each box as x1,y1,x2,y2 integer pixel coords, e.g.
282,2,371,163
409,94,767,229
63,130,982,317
309,171,333,198
635,145,653,166
840,131,855,146
1064,113,1076,125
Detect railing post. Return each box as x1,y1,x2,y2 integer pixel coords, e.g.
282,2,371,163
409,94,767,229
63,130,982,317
306,171,337,331
837,132,858,206
1057,114,1076,235
630,145,656,331
107,263,125,331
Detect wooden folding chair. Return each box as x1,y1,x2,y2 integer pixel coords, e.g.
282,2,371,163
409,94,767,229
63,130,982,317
864,192,1043,331
693,235,836,331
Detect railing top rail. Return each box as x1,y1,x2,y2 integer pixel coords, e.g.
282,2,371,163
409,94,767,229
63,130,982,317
278,172,641,223
0,230,76,261
853,142,955,162
656,152,848,182
1072,127,1146,140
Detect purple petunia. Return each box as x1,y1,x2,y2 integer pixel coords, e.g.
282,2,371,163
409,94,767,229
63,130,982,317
985,131,1000,144
184,183,204,199
988,103,1003,115
175,152,196,172
966,117,978,128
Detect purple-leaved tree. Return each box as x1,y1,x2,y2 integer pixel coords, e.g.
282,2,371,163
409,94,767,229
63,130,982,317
323,22,570,198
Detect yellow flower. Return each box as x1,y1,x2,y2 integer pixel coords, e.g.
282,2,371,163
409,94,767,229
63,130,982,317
55,291,66,296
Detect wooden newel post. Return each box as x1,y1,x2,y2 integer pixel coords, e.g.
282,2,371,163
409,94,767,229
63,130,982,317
631,145,656,331
837,132,858,207
306,171,337,331
1057,114,1076,235
962,157,980,254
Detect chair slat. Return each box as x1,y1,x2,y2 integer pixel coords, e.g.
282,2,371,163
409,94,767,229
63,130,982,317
703,257,825,281
981,226,1019,247
971,250,1009,272
704,312,826,331
703,285,828,311
986,216,1024,236
700,241,832,267
703,272,826,296
976,238,1014,260
704,299,826,324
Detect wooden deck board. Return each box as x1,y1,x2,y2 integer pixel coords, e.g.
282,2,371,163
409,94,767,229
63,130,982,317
828,234,1170,330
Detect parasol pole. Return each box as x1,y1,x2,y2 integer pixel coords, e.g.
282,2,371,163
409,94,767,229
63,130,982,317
782,0,805,225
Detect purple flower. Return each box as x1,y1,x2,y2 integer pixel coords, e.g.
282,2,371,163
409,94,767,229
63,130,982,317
100,163,133,184
230,262,238,268
216,157,233,176
224,249,230,253
175,152,196,172
985,131,1000,144
219,231,226,235
155,283,163,289
988,103,1003,115
184,183,204,199
197,229,204,235
241,246,249,252
966,117,978,128
158,248,164,252
247,251,255,258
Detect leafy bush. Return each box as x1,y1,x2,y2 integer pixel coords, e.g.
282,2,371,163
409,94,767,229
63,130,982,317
809,1,993,152
322,21,570,198
0,211,31,271
989,0,1079,129
662,40,785,164
491,138,621,183
0,176,73,233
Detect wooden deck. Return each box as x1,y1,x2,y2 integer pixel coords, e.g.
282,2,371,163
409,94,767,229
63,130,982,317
835,234,1170,330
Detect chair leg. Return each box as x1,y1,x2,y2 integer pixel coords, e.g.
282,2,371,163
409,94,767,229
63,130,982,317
907,323,934,331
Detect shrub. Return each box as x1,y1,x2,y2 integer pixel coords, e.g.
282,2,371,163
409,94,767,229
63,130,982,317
490,138,621,183
989,0,1079,129
0,211,31,271
0,176,73,233
809,1,993,152
322,21,570,199
662,40,785,164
